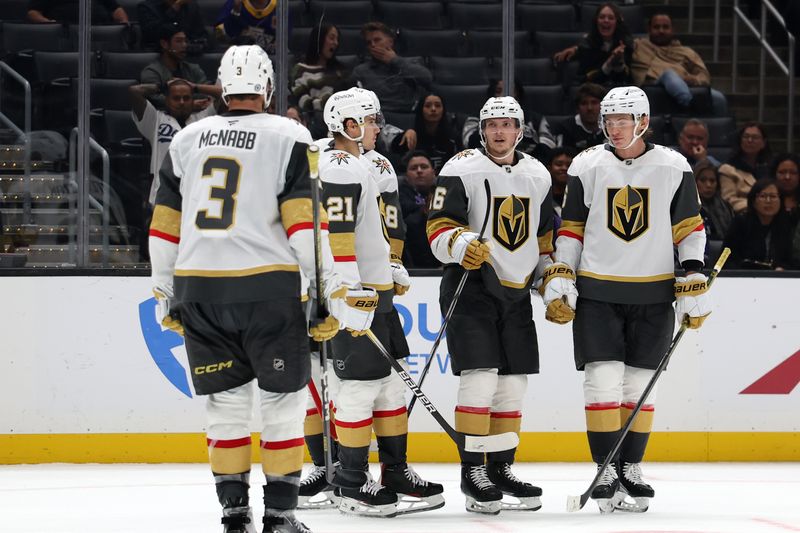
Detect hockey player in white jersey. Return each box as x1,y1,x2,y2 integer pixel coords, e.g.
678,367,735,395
148,45,378,533
316,88,443,518
426,96,554,514
543,86,711,513
298,88,412,510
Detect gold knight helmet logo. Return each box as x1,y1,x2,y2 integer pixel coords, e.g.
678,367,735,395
493,194,530,251
607,185,649,241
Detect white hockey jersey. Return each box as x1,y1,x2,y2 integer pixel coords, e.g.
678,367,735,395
317,145,394,312
149,110,326,303
555,143,705,304
427,148,554,301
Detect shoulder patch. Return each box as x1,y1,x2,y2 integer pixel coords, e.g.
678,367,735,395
455,149,476,160
370,156,393,174
330,152,351,165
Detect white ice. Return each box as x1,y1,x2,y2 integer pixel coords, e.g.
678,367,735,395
2,462,799,533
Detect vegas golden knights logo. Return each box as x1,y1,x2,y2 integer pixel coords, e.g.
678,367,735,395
493,195,530,251
607,186,649,241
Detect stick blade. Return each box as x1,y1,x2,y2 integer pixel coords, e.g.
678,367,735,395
463,432,520,453
566,493,587,513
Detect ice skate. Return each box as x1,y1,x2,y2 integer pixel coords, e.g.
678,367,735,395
591,462,622,514
262,509,312,533
460,464,502,515
298,465,340,510
380,463,445,515
486,462,542,511
615,462,654,513
221,506,257,533
337,473,398,518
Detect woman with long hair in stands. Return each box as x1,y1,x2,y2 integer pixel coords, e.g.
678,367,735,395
575,2,634,88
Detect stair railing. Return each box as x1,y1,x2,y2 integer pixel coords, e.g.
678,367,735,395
69,128,111,267
0,61,32,225
732,0,795,150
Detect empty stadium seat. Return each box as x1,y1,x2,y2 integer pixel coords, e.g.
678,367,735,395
197,52,225,81
431,56,489,85
377,2,446,30
533,31,585,58
308,1,374,28
101,109,142,146
433,84,486,115
468,30,534,58
336,54,362,70
671,116,737,147
33,51,81,83
521,84,564,115
2,0,31,22
102,52,159,80
397,29,466,57
2,23,67,54
336,27,367,56
69,24,131,52
85,78,137,112
647,115,667,145
449,3,502,31
384,111,415,131
516,4,576,32
643,85,714,116
195,0,223,26
290,26,312,56
514,57,559,86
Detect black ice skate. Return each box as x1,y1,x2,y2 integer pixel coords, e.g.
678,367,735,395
591,462,622,514
262,509,312,533
460,464,503,515
380,463,445,515
615,462,654,513
486,462,542,511
298,464,340,510
221,506,256,533
337,474,398,518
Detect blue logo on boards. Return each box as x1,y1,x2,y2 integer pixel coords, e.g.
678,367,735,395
139,297,192,398
139,300,451,397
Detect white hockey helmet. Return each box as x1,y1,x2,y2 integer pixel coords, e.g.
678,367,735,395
599,86,650,149
323,88,379,141
218,45,274,108
350,87,385,127
478,96,525,159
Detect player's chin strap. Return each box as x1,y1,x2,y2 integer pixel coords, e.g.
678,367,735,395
340,125,367,155
604,115,648,151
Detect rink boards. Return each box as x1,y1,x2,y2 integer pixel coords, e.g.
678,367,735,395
1,275,798,464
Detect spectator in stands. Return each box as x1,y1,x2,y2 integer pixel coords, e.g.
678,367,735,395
398,150,440,268
547,147,576,219
771,153,800,214
631,13,727,116
552,82,606,151
694,159,734,241
130,78,218,206
27,0,129,24
575,3,634,88
138,0,209,53
719,122,772,213
723,179,794,270
286,105,306,126
141,24,212,110
462,79,556,163
289,23,351,138
352,22,432,113
215,0,280,53
388,92,459,173
678,118,721,167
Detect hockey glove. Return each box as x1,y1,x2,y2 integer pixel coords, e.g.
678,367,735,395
449,228,491,270
390,260,411,296
307,307,340,342
541,263,578,325
153,285,184,336
328,286,379,337
674,273,712,329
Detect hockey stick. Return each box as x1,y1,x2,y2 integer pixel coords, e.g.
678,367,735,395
407,178,492,415
306,144,337,486
566,247,731,513
364,329,519,453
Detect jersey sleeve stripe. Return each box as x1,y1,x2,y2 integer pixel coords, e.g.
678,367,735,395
334,255,357,262
285,221,329,237
280,198,328,234
672,214,705,244
150,205,181,241
426,216,464,244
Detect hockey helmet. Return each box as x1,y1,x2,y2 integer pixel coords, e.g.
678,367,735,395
323,88,379,141
350,87,385,128
218,45,274,108
599,86,650,149
478,96,525,158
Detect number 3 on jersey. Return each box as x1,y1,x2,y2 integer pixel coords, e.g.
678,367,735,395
196,157,241,230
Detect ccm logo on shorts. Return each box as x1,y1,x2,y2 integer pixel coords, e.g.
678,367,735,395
194,361,233,375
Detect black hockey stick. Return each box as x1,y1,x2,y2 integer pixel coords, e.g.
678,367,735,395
364,329,519,453
566,247,731,512
407,178,492,415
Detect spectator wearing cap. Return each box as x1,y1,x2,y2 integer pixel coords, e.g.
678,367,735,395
140,24,211,110
352,22,432,113
138,0,209,52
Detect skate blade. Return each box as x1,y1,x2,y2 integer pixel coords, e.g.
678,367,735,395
298,490,340,510
465,496,502,515
499,495,542,512
594,497,616,514
614,495,649,513
395,493,445,515
337,497,398,519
